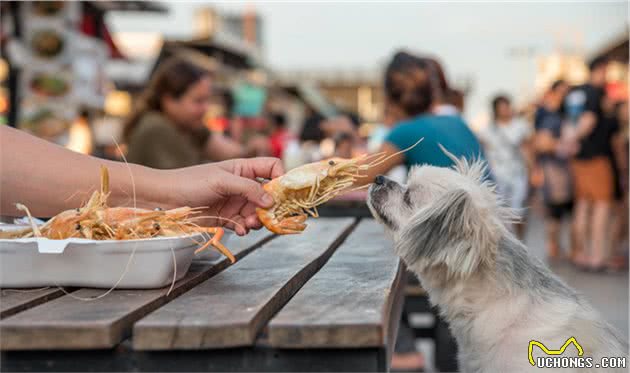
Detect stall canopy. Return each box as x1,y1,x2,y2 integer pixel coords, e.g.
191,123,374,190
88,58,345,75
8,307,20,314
82,1,167,60
152,36,261,75
590,33,629,63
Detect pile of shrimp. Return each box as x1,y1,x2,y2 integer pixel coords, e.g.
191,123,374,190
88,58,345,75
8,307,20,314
257,139,422,234
1,166,235,263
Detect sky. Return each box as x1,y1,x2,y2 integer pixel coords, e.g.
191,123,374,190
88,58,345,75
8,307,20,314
107,1,628,121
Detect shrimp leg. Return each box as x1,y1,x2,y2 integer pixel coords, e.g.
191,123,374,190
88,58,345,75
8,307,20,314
194,227,236,263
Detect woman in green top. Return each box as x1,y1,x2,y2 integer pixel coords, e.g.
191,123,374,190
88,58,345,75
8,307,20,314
124,58,263,169
361,51,488,183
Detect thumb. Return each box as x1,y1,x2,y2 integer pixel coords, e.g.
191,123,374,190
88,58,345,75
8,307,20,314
218,174,275,208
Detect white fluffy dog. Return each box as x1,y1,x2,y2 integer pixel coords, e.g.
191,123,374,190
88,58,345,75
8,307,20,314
367,155,628,372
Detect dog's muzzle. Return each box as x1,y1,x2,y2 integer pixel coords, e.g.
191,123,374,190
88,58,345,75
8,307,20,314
374,175,386,185
368,175,390,204
368,175,399,230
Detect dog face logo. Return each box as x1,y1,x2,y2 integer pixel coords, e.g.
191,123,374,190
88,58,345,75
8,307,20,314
528,337,584,366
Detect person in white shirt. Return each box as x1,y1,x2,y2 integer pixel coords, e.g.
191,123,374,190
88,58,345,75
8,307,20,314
478,94,533,239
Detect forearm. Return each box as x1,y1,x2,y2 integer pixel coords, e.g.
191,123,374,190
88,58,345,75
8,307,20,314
519,138,533,167
575,112,596,140
612,135,628,172
1,126,175,217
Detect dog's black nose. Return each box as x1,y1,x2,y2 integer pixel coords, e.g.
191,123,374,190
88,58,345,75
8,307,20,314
374,175,386,185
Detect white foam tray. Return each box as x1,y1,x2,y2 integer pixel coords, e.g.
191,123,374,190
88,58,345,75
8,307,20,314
0,225,231,289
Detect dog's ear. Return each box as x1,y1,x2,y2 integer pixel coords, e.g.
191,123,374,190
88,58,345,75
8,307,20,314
395,188,500,277
439,144,489,185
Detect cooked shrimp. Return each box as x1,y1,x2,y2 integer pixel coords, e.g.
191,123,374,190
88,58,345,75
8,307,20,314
256,139,422,234
2,166,236,263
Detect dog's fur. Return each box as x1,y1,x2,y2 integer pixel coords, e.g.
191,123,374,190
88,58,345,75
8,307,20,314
368,156,628,372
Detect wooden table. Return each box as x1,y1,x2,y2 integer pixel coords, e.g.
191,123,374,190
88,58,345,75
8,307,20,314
0,218,404,372
318,191,372,218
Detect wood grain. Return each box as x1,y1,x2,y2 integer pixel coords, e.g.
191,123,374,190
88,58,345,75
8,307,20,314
132,218,356,350
267,219,404,348
0,288,67,319
0,230,272,350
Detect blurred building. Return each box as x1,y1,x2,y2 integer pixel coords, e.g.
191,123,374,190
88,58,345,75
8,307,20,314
592,32,628,102
108,6,264,94
534,31,628,100
275,69,382,123
535,53,589,95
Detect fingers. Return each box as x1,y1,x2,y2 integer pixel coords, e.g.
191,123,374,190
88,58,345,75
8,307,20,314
217,174,275,209
231,215,247,236
223,214,261,235
242,203,263,230
219,157,285,180
246,157,285,179
262,157,286,179
246,214,263,230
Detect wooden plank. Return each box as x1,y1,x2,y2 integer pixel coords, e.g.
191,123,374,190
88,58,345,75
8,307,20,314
2,343,386,372
132,218,357,350
0,230,272,350
267,219,404,348
0,288,67,319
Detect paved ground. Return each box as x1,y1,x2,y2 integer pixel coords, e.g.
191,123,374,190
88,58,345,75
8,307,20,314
524,210,629,340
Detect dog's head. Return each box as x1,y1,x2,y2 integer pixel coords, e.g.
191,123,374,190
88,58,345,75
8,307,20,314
367,153,515,277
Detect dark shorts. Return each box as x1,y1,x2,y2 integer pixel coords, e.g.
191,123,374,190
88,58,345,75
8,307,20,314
546,201,573,220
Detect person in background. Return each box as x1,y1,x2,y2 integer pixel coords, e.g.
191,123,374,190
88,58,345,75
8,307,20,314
268,112,292,159
299,105,326,143
355,50,487,372
477,94,533,239
333,132,354,159
422,56,464,115
534,80,575,260
209,88,235,134
358,51,486,180
566,57,618,271
602,94,623,214
320,115,360,142
608,100,628,271
123,58,257,169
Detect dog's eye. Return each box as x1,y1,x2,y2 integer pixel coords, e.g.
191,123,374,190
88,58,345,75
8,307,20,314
403,189,412,205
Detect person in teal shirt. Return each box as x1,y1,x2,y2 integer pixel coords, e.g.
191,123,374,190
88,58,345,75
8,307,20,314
385,114,485,168
360,51,489,372
360,51,489,186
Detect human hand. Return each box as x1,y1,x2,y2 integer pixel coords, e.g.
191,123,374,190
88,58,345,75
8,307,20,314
168,157,284,235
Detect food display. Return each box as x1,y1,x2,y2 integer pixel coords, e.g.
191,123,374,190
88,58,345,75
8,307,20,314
30,73,70,97
13,1,104,144
19,108,70,139
30,29,65,58
31,1,65,16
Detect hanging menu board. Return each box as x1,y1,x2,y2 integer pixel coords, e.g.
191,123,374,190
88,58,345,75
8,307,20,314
15,1,106,144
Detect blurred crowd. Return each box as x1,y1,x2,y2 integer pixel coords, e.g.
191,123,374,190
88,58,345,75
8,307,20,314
481,57,628,274
113,52,628,276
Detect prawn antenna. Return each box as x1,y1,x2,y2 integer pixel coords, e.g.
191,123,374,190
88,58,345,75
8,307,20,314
368,137,424,167
111,136,136,213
